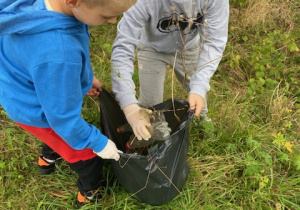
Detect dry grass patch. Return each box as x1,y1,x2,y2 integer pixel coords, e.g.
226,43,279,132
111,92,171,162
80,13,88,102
230,0,295,30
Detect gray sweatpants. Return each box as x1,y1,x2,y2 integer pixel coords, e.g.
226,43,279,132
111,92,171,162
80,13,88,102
137,43,208,114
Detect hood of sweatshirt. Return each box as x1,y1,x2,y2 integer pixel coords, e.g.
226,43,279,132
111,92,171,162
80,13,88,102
0,0,82,35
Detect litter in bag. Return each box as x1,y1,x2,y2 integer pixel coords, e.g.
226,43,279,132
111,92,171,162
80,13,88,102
117,110,172,150
99,88,193,206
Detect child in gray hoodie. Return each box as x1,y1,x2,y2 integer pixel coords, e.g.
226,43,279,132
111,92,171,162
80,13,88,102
111,0,229,141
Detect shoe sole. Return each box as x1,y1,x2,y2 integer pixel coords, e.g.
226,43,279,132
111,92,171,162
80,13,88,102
38,166,55,175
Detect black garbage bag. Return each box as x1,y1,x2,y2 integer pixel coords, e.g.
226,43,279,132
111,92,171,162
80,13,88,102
99,88,193,206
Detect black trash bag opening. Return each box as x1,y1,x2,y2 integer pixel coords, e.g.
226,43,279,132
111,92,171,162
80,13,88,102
99,88,192,153
99,88,193,206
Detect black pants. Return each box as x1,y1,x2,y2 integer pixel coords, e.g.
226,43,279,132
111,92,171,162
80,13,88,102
42,144,106,195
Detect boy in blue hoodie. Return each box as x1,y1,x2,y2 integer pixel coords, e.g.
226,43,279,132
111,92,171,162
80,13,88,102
111,0,229,141
0,0,136,207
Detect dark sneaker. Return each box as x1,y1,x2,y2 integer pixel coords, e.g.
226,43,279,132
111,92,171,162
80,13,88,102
37,156,58,175
76,190,103,208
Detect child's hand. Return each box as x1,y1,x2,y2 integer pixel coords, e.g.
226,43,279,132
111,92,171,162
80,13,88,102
188,93,205,117
123,104,152,141
86,77,103,97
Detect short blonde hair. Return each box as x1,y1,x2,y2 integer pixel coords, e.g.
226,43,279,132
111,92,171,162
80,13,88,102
83,0,137,9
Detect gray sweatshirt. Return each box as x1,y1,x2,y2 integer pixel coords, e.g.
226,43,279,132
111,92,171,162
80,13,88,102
111,0,229,108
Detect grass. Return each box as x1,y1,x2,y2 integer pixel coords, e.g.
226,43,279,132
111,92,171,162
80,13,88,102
1,1,299,209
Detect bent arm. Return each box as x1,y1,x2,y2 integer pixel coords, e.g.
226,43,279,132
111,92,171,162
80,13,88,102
30,62,107,153
111,2,149,108
189,0,229,99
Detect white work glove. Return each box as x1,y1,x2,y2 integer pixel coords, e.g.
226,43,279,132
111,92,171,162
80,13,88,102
123,103,151,141
94,139,123,161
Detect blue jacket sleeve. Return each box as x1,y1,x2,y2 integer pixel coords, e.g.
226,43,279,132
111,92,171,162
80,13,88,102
30,61,108,153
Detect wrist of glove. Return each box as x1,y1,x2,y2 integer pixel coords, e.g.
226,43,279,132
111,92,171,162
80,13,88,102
123,104,152,141
94,139,123,161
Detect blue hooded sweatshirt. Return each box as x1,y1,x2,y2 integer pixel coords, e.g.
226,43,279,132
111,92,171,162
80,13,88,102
0,0,108,153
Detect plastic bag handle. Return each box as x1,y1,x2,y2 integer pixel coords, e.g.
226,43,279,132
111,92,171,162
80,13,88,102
178,110,194,130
